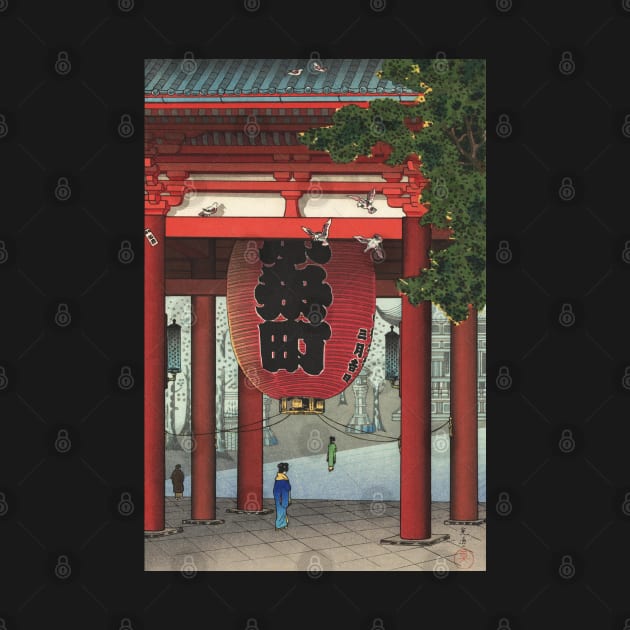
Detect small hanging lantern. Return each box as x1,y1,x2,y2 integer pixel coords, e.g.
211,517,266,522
280,397,325,414
166,318,182,381
385,325,400,386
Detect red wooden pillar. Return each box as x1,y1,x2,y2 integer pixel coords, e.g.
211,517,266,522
236,368,264,512
448,304,483,524
144,211,166,533
400,217,432,540
185,295,223,525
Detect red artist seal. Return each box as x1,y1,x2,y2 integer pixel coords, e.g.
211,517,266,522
453,548,475,569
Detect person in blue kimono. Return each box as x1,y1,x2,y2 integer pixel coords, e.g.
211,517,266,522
273,462,291,530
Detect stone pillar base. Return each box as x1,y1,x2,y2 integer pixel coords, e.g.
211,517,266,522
444,518,486,526
144,527,183,539
225,507,273,515
380,533,450,546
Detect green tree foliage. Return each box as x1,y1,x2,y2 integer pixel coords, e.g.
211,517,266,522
299,58,486,323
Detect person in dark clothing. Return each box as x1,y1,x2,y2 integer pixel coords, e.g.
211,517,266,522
170,464,184,500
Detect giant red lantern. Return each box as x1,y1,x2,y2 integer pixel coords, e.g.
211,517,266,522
227,238,376,400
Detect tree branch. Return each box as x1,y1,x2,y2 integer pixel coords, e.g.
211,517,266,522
448,127,472,161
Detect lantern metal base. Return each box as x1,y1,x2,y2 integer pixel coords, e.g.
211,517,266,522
280,397,325,414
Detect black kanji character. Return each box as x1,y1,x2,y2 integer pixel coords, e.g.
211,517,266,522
259,320,331,375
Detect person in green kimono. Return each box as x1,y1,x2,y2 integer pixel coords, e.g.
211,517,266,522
326,436,337,472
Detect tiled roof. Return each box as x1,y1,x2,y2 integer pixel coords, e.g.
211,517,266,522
144,59,419,103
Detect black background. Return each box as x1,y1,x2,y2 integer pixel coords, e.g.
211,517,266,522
1,0,629,629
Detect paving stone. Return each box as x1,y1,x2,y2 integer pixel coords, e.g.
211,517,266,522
269,540,312,554
327,532,371,547
239,543,284,560
309,522,352,535
302,536,341,551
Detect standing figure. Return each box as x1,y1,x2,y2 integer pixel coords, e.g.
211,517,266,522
170,464,184,500
273,462,291,530
327,436,337,472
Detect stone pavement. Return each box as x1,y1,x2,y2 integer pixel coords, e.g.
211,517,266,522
145,498,486,572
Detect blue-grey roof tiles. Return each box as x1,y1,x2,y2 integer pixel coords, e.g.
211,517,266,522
144,59,418,103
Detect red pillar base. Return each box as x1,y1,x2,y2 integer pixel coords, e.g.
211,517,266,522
380,533,450,547
144,527,184,539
